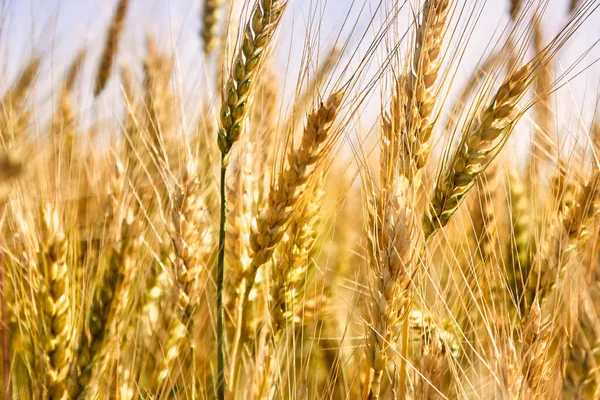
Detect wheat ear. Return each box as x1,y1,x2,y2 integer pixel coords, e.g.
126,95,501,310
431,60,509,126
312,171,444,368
200,0,223,54
38,206,72,400
94,0,129,96
251,182,324,399
423,63,533,239
228,89,344,394
400,0,450,182
217,0,288,155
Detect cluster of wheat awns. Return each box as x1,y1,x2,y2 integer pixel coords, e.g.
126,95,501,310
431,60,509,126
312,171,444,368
1,0,600,398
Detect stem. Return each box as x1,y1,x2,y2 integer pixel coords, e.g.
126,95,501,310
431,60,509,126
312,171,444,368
216,153,227,400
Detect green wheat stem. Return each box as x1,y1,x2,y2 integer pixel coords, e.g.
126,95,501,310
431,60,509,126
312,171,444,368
216,153,227,400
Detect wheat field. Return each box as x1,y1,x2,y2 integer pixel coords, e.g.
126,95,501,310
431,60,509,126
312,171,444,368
1,0,600,398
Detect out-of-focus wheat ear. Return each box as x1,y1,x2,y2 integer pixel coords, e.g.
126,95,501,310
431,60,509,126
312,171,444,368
71,160,125,398
520,303,558,396
217,0,288,155
0,152,23,188
470,162,500,264
143,34,175,148
506,168,532,312
400,0,450,182
94,0,129,97
1,57,41,107
410,310,459,399
38,205,73,400
509,0,521,21
563,300,600,399
228,89,344,394
0,57,40,142
251,70,279,184
528,16,557,181
381,74,407,192
570,0,581,14
423,63,533,239
200,0,222,55
51,85,78,168
563,170,600,246
225,146,254,321
592,123,600,165
152,165,214,393
64,50,87,93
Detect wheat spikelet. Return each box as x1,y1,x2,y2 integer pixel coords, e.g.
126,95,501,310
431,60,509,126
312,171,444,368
217,0,288,155
423,63,533,238
94,0,129,96
200,0,223,54
528,16,557,180
507,168,532,312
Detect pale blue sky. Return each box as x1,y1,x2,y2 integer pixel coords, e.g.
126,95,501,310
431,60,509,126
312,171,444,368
1,0,599,158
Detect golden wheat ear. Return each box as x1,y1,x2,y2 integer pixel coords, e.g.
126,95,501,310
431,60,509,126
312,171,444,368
423,63,534,239
228,88,344,394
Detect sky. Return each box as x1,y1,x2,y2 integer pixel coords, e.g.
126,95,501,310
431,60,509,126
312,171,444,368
1,0,599,160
